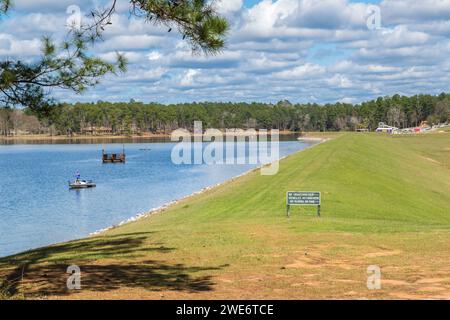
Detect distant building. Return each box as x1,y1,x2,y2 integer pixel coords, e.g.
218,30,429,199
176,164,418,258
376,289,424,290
376,122,398,134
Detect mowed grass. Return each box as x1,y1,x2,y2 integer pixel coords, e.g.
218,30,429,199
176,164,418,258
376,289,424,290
1,132,449,300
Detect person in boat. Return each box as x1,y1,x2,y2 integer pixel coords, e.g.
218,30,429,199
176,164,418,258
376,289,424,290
69,171,96,189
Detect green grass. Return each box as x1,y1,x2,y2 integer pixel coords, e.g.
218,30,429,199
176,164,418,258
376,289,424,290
123,132,449,229
1,132,449,299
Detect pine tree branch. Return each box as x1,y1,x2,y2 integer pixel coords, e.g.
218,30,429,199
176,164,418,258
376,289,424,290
0,0,228,115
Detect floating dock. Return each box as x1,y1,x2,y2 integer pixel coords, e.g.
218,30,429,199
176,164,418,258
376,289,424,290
102,146,126,163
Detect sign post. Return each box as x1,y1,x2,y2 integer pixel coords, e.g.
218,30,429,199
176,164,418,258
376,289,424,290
286,192,321,218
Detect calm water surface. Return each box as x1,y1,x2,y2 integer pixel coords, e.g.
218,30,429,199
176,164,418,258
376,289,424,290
0,138,313,257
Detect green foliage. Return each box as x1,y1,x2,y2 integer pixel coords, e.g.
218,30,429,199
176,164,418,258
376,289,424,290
22,93,450,136
130,0,228,54
0,0,10,15
0,35,124,115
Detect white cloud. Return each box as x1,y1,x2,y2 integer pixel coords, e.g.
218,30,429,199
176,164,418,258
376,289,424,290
0,34,41,57
327,74,353,89
275,63,325,79
216,0,243,14
380,0,450,24
147,51,162,61
97,35,165,52
1,0,450,104
180,69,199,87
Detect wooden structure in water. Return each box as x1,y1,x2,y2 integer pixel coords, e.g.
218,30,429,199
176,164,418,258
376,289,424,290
102,145,126,163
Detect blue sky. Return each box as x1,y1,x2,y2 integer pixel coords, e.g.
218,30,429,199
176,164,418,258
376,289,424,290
1,0,450,104
244,0,263,6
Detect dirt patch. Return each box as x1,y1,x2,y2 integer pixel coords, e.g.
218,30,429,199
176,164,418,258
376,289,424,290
287,244,364,272
389,289,450,300
383,279,411,286
388,292,425,299
416,277,450,284
365,250,402,258
303,281,322,287
418,286,447,292
285,260,318,269
335,279,359,284
421,156,441,165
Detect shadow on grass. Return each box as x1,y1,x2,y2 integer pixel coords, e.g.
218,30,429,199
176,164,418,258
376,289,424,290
0,232,226,298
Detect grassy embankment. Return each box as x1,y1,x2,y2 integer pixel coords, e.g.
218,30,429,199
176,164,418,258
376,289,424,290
1,131,449,299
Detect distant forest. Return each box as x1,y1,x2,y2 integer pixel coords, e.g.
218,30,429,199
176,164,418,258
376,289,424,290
1,93,449,136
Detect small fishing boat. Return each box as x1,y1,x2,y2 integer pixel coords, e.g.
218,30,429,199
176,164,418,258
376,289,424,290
69,179,96,189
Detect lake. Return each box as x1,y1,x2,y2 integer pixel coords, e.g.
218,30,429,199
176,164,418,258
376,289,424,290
0,137,314,257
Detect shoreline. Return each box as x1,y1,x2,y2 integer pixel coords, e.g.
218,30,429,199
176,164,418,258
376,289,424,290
89,137,330,237
0,130,301,143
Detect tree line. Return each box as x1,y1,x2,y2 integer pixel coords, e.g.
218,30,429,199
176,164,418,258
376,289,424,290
1,93,449,137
